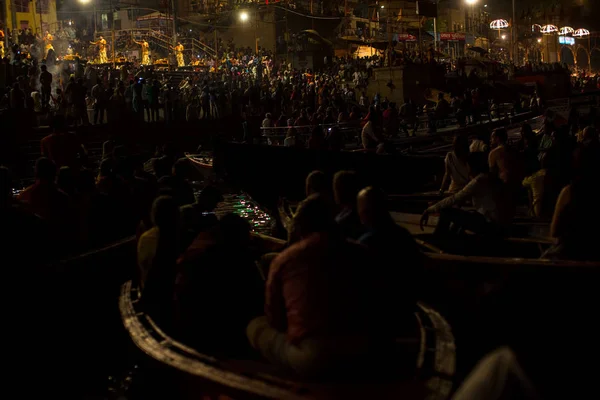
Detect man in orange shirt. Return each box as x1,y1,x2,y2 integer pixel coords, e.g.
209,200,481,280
17,158,75,244
247,194,398,377
40,116,87,169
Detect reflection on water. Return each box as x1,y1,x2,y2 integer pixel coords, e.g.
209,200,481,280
13,181,275,236
193,187,276,236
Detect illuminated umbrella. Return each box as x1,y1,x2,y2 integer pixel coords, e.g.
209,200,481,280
490,19,509,40
558,26,574,36
540,25,558,34
573,28,590,37
490,19,509,30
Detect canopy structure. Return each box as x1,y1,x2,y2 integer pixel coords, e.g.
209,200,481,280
558,27,574,36
297,30,333,47
573,28,590,37
490,19,509,30
137,11,173,21
540,25,558,34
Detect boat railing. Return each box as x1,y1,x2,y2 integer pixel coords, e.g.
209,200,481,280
259,121,362,142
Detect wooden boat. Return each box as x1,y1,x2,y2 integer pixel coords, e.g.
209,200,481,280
185,152,214,173
278,197,551,256
120,280,456,400
119,224,600,399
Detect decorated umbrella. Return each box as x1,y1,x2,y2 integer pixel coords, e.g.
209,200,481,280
540,25,558,34
573,29,591,72
559,27,574,36
573,28,590,38
490,19,509,39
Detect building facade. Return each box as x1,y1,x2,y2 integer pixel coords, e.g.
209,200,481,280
2,0,58,34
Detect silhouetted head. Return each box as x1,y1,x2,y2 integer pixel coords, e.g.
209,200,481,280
197,185,223,212
305,170,328,198
99,158,113,178
357,186,390,229
151,195,180,231
467,152,489,177
0,166,11,209
57,166,75,195
219,213,251,248
171,158,190,178
452,135,469,161
491,128,508,146
51,114,66,132
580,126,598,144
35,157,57,182
292,194,336,239
333,170,359,207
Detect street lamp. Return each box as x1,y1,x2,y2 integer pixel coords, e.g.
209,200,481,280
465,0,477,49
79,0,97,43
239,10,257,54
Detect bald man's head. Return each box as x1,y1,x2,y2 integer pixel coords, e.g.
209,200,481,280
580,126,598,144
357,186,389,228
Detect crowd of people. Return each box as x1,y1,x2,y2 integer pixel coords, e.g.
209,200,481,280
426,109,600,260
1,115,207,264
1,28,600,399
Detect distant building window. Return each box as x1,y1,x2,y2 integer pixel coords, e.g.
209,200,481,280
36,0,50,14
14,0,29,13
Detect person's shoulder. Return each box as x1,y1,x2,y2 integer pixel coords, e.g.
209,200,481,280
139,226,160,243
17,184,35,200
41,133,54,143
272,237,313,268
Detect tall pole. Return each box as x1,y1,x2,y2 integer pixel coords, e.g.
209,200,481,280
39,0,44,34
285,9,289,63
512,0,517,65
433,15,437,57
214,28,218,68
471,4,474,44
171,0,177,50
254,9,258,55
386,3,391,68
110,0,115,67
93,0,97,36
32,0,38,35
10,0,18,44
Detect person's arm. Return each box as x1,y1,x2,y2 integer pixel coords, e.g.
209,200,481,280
550,185,572,240
265,256,287,332
428,175,479,213
488,148,497,171
440,154,450,193
40,139,48,158
522,173,534,188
